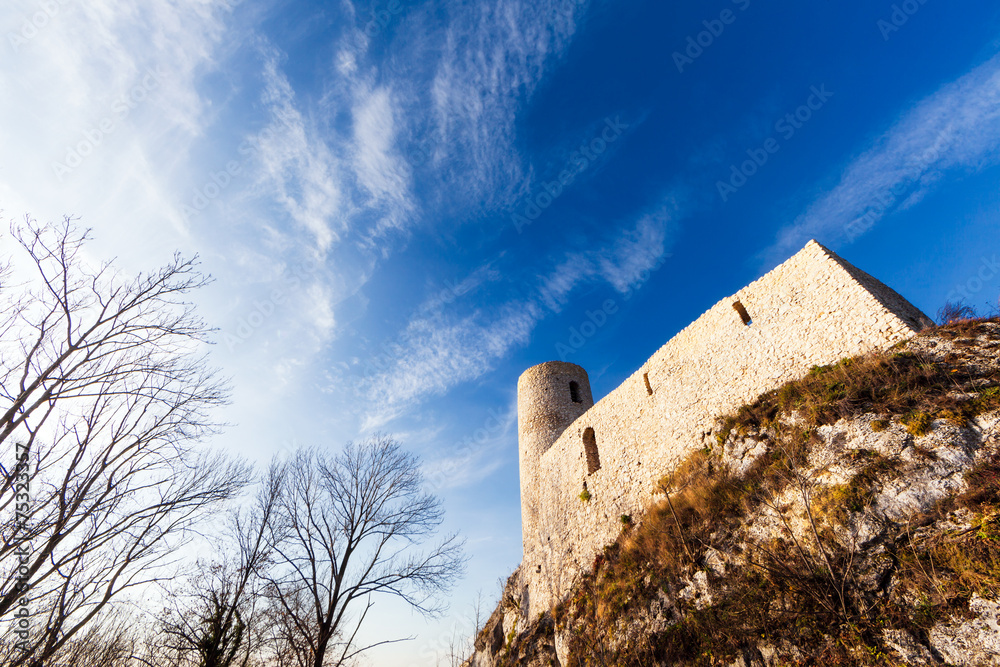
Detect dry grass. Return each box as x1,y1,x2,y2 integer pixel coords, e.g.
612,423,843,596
894,451,1000,630
724,319,1000,438
937,301,980,325
553,320,1000,667
960,450,1000,511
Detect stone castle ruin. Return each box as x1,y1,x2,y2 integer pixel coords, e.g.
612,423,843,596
516,240,934,617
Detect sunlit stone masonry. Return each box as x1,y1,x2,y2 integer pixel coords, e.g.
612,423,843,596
516,240,934,617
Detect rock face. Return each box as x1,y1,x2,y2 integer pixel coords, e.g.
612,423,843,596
930,595,1000,666
466,320,1000,667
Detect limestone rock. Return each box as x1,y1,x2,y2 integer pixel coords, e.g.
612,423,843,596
930,595,1000,666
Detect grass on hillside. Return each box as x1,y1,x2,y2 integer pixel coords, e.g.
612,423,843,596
717,320,1000,445
548,318,1000,667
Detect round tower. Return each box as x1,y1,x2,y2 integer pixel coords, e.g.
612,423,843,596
517,361,594,551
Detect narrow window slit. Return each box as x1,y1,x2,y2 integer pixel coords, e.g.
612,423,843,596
569,381,582,403
643,372,653,396
733,300,753,326
583,427,600,474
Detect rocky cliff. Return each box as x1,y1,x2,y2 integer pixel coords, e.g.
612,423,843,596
466,319,1000,666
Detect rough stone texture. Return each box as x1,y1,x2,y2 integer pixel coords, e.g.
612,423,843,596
466,569,525,667
882,629,938,666
518,360,593,570
461,319,1000,667
516,240,935,617
930,594,1000,666
538,406,998,667
467,569,559,667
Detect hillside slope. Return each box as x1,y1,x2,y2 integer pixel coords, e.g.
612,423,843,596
466,319,1000,667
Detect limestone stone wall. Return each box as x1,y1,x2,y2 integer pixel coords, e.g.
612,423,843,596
518,361,594,561
517,240,934,617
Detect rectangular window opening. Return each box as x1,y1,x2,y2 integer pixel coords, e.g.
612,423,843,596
733,300,753,326
583,427,601,475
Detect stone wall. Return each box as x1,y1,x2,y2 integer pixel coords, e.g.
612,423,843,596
518,361,594,567
516,240,934,617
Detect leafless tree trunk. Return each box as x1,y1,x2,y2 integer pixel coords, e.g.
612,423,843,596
260,580,328,667
0,218,250,666
265,435,466,667
156,466,284,667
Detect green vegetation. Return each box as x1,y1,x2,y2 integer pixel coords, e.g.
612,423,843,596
902,410,933,436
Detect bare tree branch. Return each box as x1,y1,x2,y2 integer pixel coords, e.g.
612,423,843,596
263,435,466,667
0,217,248,666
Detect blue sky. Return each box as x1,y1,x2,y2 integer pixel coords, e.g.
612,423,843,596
3,0,1000,664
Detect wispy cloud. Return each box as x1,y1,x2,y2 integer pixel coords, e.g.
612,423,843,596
535,201,680,311
250,22,420,263
225,0,591,376
236,33,420,352
351,85,415,237
357,300,541,430
596,208,678,292
255,53,346,254
0,0,252,266
766,53,1000,264
429,0,591,209
0,1,357,441
357,200,680,429
424,451,507,491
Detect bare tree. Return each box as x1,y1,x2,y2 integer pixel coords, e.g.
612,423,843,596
264,435,466,667
260,579,331,667
0,218,250,666
39,607,147,667
441,589,485,667
156,467,284,667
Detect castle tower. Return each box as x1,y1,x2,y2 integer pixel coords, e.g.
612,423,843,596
517,361,593,554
